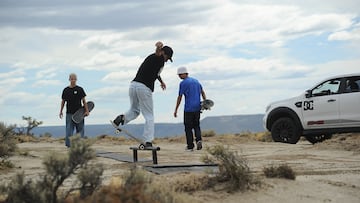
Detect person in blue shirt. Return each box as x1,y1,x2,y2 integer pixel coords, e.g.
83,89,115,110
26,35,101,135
174,67,207,151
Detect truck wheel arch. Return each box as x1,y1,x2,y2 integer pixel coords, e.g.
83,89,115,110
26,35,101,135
267,107,303,132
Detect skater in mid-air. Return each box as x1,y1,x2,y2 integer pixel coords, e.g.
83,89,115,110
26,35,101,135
112,41,173,147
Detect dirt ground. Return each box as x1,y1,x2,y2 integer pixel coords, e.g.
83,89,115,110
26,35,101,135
1,133,360,203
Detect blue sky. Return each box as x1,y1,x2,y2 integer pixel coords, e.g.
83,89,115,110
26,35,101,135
0,0,360,127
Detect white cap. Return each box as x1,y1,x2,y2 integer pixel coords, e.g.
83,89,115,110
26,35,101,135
177,66,188,74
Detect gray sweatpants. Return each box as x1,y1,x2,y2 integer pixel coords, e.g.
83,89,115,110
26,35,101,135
124,81,154,143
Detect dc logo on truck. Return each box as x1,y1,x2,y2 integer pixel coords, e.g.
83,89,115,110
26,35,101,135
303,101,314,111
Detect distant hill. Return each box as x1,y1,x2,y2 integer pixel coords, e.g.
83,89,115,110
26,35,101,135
32,114,265,138
201,114,265,134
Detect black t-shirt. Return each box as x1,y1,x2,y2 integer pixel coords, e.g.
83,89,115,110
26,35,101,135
62,85,86,114
133,53,165,92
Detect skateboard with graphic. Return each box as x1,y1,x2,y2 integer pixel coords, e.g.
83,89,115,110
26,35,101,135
200,99,214,112
110,120,160,150
72,101,94,123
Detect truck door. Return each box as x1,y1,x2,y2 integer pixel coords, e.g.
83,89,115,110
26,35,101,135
339,76,360,127
302,78,341,129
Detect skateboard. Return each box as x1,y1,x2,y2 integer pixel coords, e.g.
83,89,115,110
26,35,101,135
72,101,94,123
110,120,154,150
201,99,214,112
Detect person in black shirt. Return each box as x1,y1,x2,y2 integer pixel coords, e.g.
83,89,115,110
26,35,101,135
59,73,89,147
112,41,173,147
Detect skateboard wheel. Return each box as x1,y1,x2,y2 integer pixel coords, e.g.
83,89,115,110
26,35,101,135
139,144,145,150
115,129,120,134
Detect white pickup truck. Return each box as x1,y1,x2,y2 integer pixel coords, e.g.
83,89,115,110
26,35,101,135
263,73,360,144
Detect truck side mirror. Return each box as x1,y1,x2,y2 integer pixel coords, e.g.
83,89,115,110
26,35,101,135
305,90,312,98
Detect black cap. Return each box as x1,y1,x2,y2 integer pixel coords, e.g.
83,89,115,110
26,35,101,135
162,46,173,62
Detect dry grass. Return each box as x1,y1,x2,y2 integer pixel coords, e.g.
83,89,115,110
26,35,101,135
2,130,360,202
1,136,103,203
95,134,129,144
165,173,212,192
156,130,216,145
65,167,185,203
202,144,261,192
0,122,17,171
14,135,38,143
263,164,296,180
313,133,360,153
0,160,14,171
159,135,186,143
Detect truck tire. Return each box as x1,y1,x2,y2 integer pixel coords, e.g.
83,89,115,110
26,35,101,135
271,117,301,144
305,134,332,144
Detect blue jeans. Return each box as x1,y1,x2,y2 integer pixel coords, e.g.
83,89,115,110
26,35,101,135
65,113,84,147
124,81,154,143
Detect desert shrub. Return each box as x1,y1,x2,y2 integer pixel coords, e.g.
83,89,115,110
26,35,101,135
95,134,128,144
40,132,53,138
202,130,216,137
73,167,183,203
202,144,260,192
0,160,15,171
118,167,155,202
232,131,272,142
15,134,38,143
21,116,43,136
121,167,181,203
166,135,186,143
76,164,104,198
254,132,273,142
169,173,211,192
123,166,151,188
234,131,252,136
1,135,103,203
0,122,17,169
0,172,45,203
263,164,296,180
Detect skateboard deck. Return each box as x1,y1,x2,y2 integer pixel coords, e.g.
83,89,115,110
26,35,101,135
110,120,157,150
201,99,214,112
72,101,94,123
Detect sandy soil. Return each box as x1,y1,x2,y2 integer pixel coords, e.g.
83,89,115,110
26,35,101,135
1,133,360,203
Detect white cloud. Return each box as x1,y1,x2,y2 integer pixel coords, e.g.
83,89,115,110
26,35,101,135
328,26,360,41
1,92,47,106
79,33,144,51
76,51,141,71
35,68,58,79
187,56,310,78
0,77,26,106
102,71,136,82
0,77,25,87
89,86,128,102
0,69,25,79
310,59,360,77
32,80,62,87
168,4,355,49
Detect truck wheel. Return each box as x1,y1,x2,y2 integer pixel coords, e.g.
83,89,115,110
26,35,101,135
271,117,301,144
305,134,332,144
